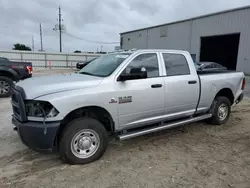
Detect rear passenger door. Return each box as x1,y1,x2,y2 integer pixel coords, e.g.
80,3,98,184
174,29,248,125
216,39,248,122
161,53,199,120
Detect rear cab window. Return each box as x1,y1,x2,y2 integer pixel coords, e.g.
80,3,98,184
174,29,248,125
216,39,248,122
161,53,190,76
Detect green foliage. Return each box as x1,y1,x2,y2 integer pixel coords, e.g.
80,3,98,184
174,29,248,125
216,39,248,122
13,43,32,51
74,50,82,53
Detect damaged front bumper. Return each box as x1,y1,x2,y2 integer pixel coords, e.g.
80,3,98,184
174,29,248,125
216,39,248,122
12,117,60,152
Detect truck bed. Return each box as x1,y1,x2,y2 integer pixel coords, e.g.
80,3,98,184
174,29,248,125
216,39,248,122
197,71,244,114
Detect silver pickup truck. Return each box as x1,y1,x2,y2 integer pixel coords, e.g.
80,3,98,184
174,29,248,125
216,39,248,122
11,49,245,164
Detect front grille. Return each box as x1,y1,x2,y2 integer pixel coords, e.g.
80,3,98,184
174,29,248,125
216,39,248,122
11,86,27,122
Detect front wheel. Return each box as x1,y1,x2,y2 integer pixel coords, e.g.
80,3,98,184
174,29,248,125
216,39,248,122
208,96,231,125
59,117,108,165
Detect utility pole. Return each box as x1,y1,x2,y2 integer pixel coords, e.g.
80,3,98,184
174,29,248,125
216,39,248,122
40,23,44,51
32,36,35,51
53,6,65,52
53,6,66,52
59,6,62,52
101,45,103,52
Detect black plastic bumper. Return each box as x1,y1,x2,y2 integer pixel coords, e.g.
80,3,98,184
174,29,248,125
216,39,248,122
22,74,32,79
12,117,60,152
236,93,244,104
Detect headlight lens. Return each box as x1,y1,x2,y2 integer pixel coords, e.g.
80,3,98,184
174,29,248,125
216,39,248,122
25,100,59,118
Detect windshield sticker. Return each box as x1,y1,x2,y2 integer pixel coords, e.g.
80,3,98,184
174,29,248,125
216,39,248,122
116,55,129,59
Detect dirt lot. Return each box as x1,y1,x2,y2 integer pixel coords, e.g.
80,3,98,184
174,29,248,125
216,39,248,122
0,69,250,188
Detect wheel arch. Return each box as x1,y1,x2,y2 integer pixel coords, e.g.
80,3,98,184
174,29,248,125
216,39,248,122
55,105,115,147
214,88,234,105
0,67,19,81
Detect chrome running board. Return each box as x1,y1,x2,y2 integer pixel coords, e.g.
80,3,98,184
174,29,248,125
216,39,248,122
118,114,212,141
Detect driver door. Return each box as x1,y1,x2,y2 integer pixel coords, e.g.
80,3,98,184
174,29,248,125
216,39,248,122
115,53,165,130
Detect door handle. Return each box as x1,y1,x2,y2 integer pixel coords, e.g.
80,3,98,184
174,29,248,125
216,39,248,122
188,80,197,84
151,84,162,88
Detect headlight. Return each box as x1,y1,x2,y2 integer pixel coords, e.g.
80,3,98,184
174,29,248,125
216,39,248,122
25,100,59,118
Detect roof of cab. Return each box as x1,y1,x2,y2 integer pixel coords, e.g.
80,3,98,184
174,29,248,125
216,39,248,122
111,49,189,54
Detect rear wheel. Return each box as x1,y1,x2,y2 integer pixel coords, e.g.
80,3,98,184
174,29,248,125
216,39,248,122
59,117,108,165
0,76,12,98
208,96,231,125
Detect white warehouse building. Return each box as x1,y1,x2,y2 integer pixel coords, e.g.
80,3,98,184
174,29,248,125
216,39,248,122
120,6,250,73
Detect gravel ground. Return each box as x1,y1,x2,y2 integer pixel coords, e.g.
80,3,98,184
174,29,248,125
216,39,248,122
0,69,250,188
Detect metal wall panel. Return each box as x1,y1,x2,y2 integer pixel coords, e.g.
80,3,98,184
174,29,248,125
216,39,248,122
147,21,191,50
0,51,22,60
0,51,100,68
121,7,250,73
190,8,250,72
121,30,148,49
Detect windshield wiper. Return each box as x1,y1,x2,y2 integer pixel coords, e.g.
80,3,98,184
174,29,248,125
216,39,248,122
79,72,94,76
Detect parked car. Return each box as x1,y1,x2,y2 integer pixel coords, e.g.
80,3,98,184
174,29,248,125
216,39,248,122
196,61,227,71
11,49,245,164
0,57,32,97
76,58,97,69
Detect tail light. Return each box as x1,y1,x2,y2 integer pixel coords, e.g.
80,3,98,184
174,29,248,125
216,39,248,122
26,66,33,74
242,77,246,90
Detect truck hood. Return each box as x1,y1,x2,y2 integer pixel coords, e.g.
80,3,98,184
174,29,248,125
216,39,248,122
16,73,103,99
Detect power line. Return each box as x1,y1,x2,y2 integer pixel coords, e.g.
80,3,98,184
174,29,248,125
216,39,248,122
64,31,119,44
51,6,119,46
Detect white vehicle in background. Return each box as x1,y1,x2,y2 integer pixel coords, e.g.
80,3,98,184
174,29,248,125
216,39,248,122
196,61,227,71
11,49,245,164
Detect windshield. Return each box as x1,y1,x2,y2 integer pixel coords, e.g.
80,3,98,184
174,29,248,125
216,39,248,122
79,53,131,77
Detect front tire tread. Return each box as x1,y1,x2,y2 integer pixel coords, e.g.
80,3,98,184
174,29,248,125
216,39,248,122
59,117,108,165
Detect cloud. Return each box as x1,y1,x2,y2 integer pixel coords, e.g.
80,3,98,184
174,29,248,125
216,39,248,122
0,0,249,52
127,0,161,16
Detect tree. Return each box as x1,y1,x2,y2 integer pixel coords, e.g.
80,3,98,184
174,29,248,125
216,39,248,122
74,50,81,53
13,43,31,51
97,51,107,54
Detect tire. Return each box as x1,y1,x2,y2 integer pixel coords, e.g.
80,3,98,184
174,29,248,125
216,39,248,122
0,76,13,98
208,96,231,125
59,117,108,165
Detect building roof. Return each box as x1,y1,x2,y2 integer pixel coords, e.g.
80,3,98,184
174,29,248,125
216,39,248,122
120,5,250,35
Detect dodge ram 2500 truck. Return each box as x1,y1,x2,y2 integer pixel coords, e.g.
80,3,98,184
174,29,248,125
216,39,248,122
11,49,245,164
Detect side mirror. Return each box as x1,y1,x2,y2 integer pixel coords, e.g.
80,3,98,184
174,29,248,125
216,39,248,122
118,67,147,81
